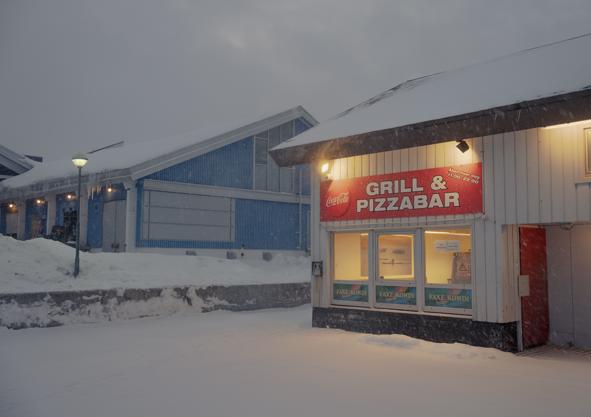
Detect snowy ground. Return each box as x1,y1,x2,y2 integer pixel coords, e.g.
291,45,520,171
1,306,590,417
0,235,308,293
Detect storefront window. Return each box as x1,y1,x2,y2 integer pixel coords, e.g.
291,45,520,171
378,234,414,280
332,232,369,303
585,128,591,175
424,228,472,285
330,228,472,312
333,232,368,281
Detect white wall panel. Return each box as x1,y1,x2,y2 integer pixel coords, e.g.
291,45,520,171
547,224,591,348
312,122,591,323
142,190,234,242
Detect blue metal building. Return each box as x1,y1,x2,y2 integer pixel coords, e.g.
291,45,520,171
0,107,316,256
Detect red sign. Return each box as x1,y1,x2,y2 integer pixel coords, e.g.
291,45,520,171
320,163,483,222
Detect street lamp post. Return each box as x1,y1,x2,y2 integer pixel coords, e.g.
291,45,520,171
71,153,88,277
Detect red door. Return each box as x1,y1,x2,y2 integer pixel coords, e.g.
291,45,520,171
519,227,549,348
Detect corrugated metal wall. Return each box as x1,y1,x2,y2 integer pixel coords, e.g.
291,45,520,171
87,184,127,248
55,192,77,226
144,138,253,189
135,183,310,251
312,122,591,323
234,199,309,250
24,198,47,239
135,117,313,251
0,204,6,234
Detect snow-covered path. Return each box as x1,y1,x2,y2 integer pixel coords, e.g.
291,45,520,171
1,306,590,417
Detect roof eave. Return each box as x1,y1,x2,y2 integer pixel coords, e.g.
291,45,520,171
270,88,591,166
0,169,132,201
129,105,317,180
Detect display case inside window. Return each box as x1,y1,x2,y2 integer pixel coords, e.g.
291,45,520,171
332,232,369,304
375,233,417,309
425,229,472,285
424,228,472,313
585,128,591,175
378,234,414,280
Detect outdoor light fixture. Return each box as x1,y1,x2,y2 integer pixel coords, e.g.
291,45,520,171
66,194,74,200
72,153,88,168
107,185,113,193
71,153,89,277
8,202,16,210
320,162,330,173
456,140,470,153
36,198,44,205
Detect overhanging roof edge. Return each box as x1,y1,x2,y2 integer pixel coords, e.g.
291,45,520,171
270,89,591,166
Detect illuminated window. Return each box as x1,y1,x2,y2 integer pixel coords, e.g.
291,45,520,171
424,228,472,285
585,128,591,175
378,234,414,280
333,232,368,281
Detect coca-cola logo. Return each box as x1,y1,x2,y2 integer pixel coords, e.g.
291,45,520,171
322,182,351,219
325,192,349,208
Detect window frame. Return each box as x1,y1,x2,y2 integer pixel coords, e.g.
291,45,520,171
330,231,372,307
585,128,591,177
422,225,474,316
329,224,474,316
252,122,297,193
373,229,420,311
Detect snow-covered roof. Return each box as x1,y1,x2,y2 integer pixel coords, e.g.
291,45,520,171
0,106,316,195
272,33,591,165
0,144,37,176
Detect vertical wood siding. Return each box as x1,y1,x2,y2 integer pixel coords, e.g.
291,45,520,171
312,122,591,323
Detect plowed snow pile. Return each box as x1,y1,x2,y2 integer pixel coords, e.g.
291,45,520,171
0,235,309,293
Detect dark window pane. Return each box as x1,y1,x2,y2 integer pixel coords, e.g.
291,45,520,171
279,167,293,193
269,126,281,148
268,159,280,192
255,164,267,190
254,129,268,139
255,138,268,165
280,121,294,142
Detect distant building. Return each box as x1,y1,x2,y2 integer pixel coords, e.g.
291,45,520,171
0,106,316,257
0,144,40,182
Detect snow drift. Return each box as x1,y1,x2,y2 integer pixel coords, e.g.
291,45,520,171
0,235,310,294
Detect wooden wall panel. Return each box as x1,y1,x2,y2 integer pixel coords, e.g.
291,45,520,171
313,123,591,322
525,129,541,223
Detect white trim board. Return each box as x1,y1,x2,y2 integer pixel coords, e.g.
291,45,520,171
0,144,34,174
130,106,317,181
142,179,311,205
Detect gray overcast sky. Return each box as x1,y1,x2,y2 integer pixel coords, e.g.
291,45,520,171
1,0,591,161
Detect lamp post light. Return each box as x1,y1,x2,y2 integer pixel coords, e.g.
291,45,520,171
71,153,88,277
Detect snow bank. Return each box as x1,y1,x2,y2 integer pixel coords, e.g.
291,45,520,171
363,334,503,360
0,235,310,293
0,283,310,329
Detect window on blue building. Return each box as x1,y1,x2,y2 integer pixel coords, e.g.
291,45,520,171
254,120,296,193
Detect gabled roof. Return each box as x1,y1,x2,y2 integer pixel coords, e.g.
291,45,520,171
0,106,316,197
0,144,36,176
271,33,591,166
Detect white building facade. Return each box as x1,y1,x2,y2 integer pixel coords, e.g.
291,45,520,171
272,34,591,351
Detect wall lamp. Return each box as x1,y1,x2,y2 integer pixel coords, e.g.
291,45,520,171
320,161,333,180
456,139,470,153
